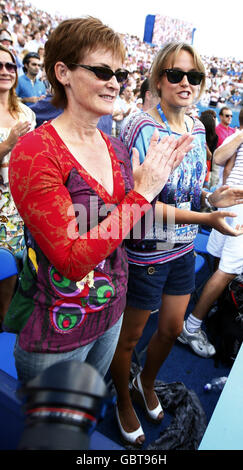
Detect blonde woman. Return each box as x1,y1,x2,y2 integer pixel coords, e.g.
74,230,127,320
111,42,243,446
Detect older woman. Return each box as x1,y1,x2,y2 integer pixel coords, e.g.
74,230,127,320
0,44,35,329
3,19,193,385
110,41,243,446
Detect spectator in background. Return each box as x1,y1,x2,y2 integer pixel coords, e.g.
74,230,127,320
210,106,235,188
139,78,159,112
219,81,231,102
209,87,219,107
37,46,44,65
216,107,235,148
39,24,48,45
229,89,242,108
217,97,227,109
25,29,43,53
112,85,138,137
12,32,26,57
15,51,46,105
199,88,211,107
199,110,218,188
186,104,199,118
210,61,218,77
0,28,13,48
0,14,10,30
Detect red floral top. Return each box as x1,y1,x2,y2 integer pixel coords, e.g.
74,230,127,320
4,122,152,353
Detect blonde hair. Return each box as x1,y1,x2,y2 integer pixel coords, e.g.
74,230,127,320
0,44,21,116
45,16,126,109
150,41,206,101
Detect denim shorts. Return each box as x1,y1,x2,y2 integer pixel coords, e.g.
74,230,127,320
126,251,195,311
14,314,123,384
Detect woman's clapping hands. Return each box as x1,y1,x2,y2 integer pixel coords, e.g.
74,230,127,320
132,129,194,202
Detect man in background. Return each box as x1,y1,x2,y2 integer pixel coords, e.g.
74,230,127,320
15,52,46,106
139,78,159,112
216,107,235,147
112,85,138,137
211,106,235,187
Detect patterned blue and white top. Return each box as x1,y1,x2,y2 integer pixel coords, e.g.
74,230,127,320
120,111,207,265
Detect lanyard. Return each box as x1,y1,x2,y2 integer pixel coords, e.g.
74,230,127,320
156,103,189,135
156,103,195,204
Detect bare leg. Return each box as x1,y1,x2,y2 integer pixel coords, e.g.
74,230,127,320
192,269,236,321
140,293,191,410
0,275,17,324
110,305,151,444
213,257,220,272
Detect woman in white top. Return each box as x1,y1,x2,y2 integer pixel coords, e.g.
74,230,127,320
0,44,36,328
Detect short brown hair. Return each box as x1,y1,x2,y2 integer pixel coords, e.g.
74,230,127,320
150,41,206,101
219,106,230,116
44,16,126,109
0,44,20,116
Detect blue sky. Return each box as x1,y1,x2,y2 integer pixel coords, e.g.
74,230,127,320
30,0,242,59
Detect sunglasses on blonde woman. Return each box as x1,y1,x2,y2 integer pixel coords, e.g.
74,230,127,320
161,68,205,85
0,61,17,73
69,63,129,83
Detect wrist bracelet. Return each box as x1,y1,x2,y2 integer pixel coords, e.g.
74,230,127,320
205,192,216,210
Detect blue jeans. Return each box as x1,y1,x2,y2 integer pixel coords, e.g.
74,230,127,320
14,315,123,383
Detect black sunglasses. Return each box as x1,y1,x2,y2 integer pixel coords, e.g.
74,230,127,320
224,114,232,118
161,68,205,85
0,61,17,73
69,64,129,83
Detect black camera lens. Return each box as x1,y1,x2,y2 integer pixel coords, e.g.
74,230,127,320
17,361,109,450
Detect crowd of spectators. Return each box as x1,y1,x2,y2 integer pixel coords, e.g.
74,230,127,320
152,14,194,44
1,0,242,123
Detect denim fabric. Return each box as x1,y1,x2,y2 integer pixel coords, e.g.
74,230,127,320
14,314,123,383
126,251,195,310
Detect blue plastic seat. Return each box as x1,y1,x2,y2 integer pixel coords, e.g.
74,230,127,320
194,232,209,254
199,227,211,236
195,252,205,273
194,232,213,272
0,248,18,281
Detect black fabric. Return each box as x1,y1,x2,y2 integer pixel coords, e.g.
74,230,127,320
206,274,243,367
148,380,207,450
